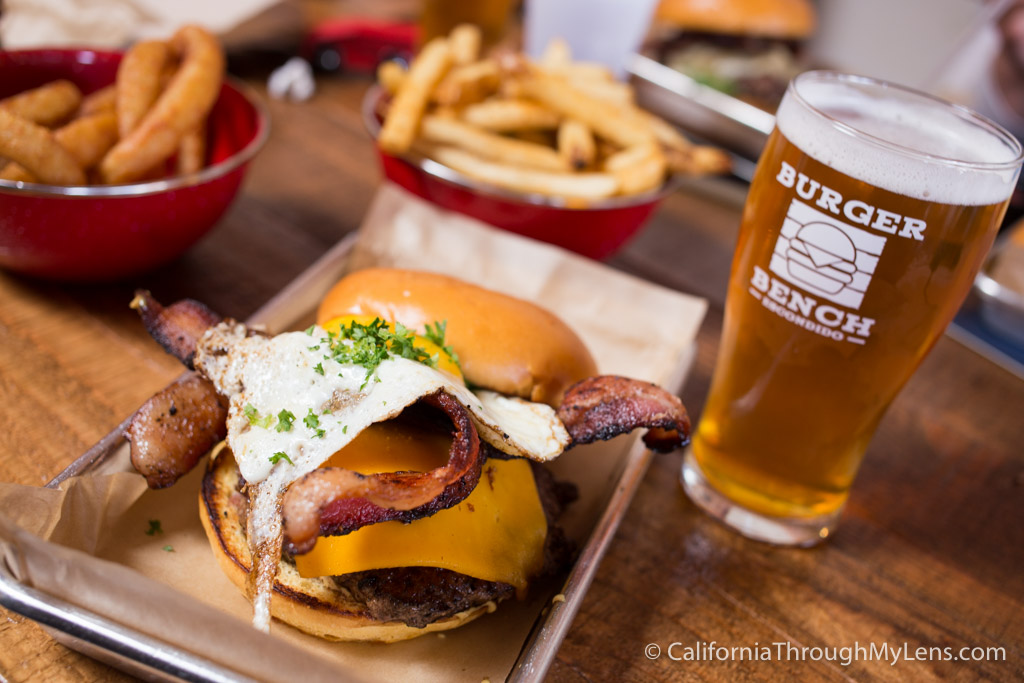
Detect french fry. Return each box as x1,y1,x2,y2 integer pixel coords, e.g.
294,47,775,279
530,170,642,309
607,145,668,195
542,62,615,83
0,109,85,185
449,24,482,65
557,120,596,170
57,111,119,168
418,142,618,201
373,29,731,199
639,111,693,152
377,37,453,155
498,77,527,100
377,60,406,96
567,78,634,106
432,59,500,107
540,38,571,68
101,25,224,183
461,99,560,131
517,72,655,148
116,40,172,138
513,129,556,147
379,58,498,107
603,143,660,172
177,123,206,174
79,85,117,116
420,115,568,171
0,80,81,127
665,145,732,175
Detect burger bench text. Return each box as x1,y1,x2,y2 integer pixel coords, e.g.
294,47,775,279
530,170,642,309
777,161,926,241
750,265,876,343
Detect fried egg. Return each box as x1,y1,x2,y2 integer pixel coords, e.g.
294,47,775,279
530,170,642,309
195,321,571,486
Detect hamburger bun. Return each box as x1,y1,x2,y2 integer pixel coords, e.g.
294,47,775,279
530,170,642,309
199,442,500,642
200,270,589,641
656,0,816,39
316,268,598,407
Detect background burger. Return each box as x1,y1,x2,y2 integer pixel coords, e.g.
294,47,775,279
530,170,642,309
652,0,817,111
200,269,600,642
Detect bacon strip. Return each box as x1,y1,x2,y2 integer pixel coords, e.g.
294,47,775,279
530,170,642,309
130,289,221,369
282,390,483,555
126,372,228,488
556,376,691,452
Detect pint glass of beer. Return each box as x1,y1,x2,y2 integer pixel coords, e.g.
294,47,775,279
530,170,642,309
682,71,1023,546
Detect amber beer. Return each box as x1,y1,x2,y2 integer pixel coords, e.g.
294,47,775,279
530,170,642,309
420,0,514,45
684,72,1023,545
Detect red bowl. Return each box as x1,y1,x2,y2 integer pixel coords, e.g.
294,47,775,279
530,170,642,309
0,49,269,281
362,86,673,260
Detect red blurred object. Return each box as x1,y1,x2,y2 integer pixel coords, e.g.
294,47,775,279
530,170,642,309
0,49,268,281
303,19,417,73
363,87,670,260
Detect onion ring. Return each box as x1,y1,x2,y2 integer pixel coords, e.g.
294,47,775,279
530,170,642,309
116,39,172,139
100,25,223,183
0,109,85,185
177,123,206,174
282,390,484,555
0,111,117,183
0,79,81,127
80,85,117,116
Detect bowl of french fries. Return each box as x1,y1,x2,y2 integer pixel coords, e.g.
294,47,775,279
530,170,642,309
366,25,730,259
0,27,268,281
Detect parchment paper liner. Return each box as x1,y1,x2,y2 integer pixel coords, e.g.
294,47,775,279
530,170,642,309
0,184,707,682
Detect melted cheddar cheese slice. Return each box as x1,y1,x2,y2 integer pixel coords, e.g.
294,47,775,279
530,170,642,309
293,420,548,591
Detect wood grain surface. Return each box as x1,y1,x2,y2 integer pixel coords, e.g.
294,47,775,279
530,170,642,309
1,61,1022,683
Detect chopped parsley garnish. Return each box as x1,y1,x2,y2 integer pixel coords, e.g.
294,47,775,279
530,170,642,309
162,545,174,552
243,403,275,429
342,425,348,434
304,409,320,430
314,428,325,439
322,317,460,388
275,409,295,432
313,362,324,376
304,324,317,336
269,451,293,465
424,320,461,372
145,519,163,536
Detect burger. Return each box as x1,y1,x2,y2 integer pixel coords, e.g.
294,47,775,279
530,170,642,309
128,269,690,642
653,0,816,110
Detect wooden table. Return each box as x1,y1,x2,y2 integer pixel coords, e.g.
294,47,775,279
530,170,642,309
1,72,1022,682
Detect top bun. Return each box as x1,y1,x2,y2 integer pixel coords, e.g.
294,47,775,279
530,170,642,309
317,268,598,407
656,0,816,39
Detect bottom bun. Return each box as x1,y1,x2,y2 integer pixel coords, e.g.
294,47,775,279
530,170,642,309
199,442,502,642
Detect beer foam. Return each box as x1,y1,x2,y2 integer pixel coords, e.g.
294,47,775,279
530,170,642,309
776,77,1021,206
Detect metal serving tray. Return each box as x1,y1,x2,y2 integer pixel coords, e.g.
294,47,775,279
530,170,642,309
0,230,699,682
949,233,1024,380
